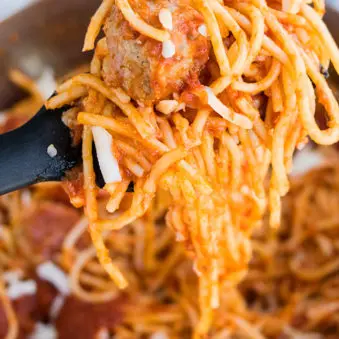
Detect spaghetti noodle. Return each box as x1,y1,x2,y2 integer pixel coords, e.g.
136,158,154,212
1,0,339,338
44,0,339,336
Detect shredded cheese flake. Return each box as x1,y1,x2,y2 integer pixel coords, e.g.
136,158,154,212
156,100,179,115
96,328,110,339
7,280,37,300
175,232,185,241
162,40,176,58
47,144,58,158
291,146,325,176
37,261,70,295
28,323,57,339
150,332,169,339
21,190,32,206
3,270,24,284
198,24,207,37
204,87,253,129
159,8,173,30
36,68,56,100
49,295,65,320
92,126,122,184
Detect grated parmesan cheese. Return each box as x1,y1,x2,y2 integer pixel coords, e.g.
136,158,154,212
37,261,70,295
240,185,251,195
156,100,179,115
92,126,122,184
28,323,57,339
204,87,253,129
175,232,185,242
198,24,207,37
21,190,32,206
150,332,169,339
96,328,110,339
36,68,56,100
7,280,37,300
162,40,176,58
159,8,173,30
291,146,325,177
47,144,57,158
3,270,24,284
49,295,65,320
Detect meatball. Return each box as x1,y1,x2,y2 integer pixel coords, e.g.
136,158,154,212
55,296,126,339
0,278,60,338
35,276,59,321
17,202,82,263
103,0,210,103
0,295,36,339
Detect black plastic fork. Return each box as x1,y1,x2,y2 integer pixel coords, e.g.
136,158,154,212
0,104,83,195
0,100,137,196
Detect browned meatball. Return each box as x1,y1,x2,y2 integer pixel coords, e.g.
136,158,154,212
0,295,36,339
103,0,210,103
17,202,83,263
34,276,59,320
55,296,126,339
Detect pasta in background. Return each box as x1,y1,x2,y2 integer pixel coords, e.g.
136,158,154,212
1,0,339,337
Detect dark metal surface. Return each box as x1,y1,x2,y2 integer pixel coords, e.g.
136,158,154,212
0,104,80,195
0,0,100,110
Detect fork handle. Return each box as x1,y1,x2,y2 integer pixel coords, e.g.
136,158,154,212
0,106,79,195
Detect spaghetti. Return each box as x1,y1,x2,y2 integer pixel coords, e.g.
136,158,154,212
44,0,339,336
1,0,339,338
